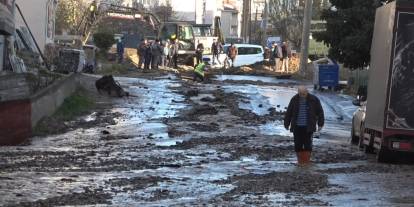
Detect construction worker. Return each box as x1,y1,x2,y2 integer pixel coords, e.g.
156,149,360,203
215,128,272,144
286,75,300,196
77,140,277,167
193,60,208,82
284,86,325,166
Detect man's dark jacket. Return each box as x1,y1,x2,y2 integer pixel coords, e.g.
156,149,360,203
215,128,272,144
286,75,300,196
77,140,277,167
284,94,325,132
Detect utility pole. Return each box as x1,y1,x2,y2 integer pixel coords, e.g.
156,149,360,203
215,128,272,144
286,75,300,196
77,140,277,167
248,0,252,43
254,7,258,43
261,0,268,46
299,0,313,75
242,0,251,43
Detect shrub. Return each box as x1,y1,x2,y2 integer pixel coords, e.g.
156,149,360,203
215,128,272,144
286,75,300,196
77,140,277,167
93,32,115,54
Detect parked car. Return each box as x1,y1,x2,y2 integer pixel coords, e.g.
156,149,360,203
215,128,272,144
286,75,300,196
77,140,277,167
351,100,366,147
203,44,264,68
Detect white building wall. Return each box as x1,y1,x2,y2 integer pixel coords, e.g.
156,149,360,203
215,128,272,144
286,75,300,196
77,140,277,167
15,0,57,52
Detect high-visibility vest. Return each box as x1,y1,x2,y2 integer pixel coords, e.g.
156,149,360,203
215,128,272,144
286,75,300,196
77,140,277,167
194,63,205,77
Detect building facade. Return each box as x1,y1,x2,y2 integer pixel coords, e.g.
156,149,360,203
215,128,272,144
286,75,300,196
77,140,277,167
15,0,57,53
221,3,241,38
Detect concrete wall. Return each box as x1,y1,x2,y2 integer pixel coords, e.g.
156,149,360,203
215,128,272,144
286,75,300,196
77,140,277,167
31,73,79,128
0,73,80,145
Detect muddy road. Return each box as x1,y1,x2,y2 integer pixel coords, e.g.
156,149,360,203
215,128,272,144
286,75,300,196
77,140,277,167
1,74,414,206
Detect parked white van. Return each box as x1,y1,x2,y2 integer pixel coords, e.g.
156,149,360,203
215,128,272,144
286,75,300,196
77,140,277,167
203,44,264,68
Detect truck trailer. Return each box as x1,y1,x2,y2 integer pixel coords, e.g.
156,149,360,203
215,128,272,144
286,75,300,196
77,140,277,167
358,0,414,162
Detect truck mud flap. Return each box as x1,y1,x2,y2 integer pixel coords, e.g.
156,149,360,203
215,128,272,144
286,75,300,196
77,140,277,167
374,136,382,149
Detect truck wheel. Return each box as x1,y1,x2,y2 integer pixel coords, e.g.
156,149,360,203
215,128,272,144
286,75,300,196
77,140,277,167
377,147,394,163
350,120,359,144
364,144,375,154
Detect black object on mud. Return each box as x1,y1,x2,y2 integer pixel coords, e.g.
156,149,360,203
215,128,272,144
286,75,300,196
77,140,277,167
95,75,129,97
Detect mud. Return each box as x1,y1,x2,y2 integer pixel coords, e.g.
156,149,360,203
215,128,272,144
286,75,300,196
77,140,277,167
5,188,112,207
35,111,121,136
1,72,414,206
220,171,329,196
107,176,170,193
0,150,151,172
186,104,218,117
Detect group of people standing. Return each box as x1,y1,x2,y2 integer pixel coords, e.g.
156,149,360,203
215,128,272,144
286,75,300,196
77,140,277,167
136,38,179,70
195,39,238,68
270,41,291,73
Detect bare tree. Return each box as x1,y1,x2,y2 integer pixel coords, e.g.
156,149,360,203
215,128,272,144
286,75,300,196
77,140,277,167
268,0,328,48
268,0,304,48
151,4,175,22
55,0,88,34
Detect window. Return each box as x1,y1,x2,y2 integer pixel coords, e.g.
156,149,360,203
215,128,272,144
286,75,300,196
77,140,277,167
238,47,262,55
193,27,211,37
179,26,194,40
238,47,248,55
250,47,262,54
160,24,177,40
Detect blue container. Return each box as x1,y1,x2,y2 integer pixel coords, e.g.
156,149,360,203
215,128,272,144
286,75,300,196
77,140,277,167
317,64,339,87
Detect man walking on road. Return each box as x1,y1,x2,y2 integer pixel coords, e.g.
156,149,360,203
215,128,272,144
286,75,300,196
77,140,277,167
211,39,222,65
284,86,324,166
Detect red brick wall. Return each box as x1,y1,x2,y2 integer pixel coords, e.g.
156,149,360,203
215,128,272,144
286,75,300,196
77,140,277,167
0,99,32,145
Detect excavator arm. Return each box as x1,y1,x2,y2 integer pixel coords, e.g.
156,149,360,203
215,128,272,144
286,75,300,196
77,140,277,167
76,1,161,45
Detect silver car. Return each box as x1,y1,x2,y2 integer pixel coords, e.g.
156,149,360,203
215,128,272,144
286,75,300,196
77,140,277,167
351,101,366,146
